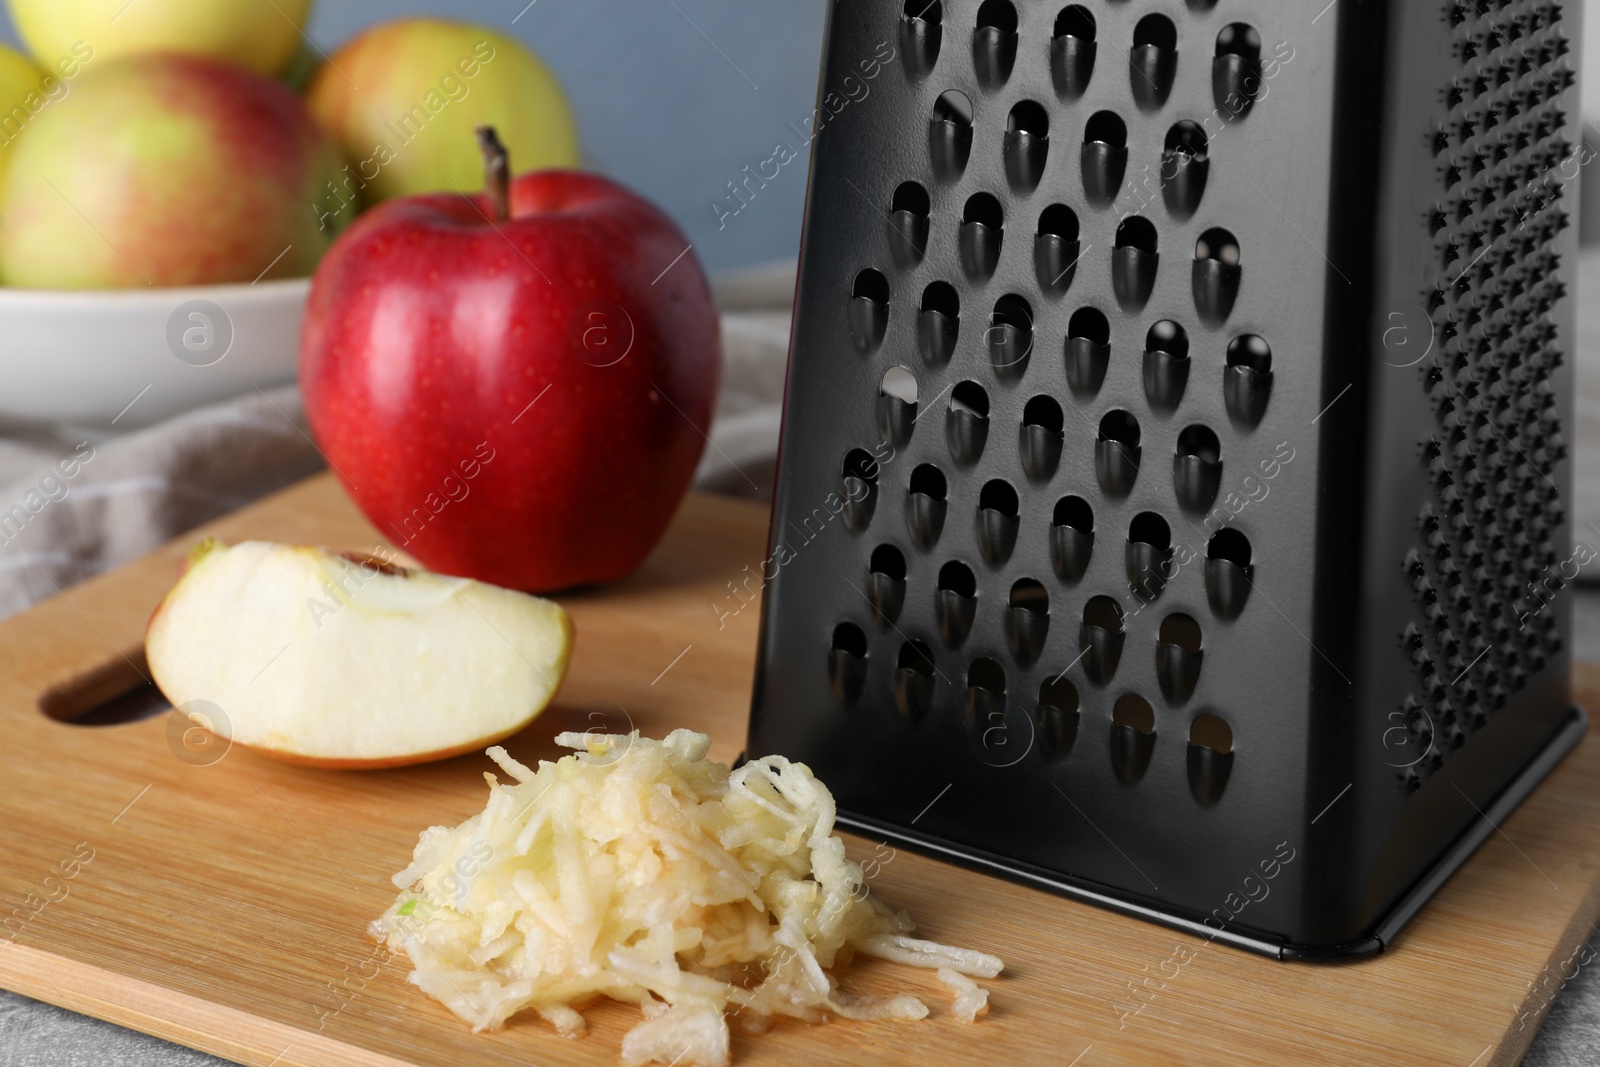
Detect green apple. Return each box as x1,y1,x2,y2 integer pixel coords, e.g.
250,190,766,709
306,19,579,210
0,44,47,198
6,0,311,77
146,539,574,768
1,54,348,289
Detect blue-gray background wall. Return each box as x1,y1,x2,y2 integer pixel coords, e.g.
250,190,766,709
0,2,829,275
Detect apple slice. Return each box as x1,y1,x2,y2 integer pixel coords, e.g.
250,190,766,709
146,539,573,768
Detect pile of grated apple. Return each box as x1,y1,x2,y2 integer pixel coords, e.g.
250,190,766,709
370,729,1002,1066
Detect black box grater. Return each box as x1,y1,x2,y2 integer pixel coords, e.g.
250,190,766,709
744,0,1586,958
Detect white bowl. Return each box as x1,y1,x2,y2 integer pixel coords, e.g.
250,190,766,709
0,277,308,430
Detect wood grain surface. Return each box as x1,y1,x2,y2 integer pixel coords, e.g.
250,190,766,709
0,472,1596,1067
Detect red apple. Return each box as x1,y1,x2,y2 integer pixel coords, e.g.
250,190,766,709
300,130,721,591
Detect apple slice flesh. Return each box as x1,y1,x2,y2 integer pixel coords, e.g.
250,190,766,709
146,540,573,768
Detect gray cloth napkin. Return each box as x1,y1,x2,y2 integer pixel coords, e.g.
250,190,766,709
0,388,324,618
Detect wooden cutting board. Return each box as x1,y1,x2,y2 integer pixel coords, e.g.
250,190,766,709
1,472,1596,1067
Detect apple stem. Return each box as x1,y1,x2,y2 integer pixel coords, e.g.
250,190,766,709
476,125,510,223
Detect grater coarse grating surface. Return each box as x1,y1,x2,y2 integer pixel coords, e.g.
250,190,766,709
744,0,1585,958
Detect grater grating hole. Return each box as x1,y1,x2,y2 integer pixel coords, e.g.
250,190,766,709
894,636,938,717
890,181,929,213
1213,23,1263,119
870,544,907,581
967,657,1007,695
1082,110,1130,207
840,447,881,532
933,88,973,125
1037,673,1081,760
1021,395,1066,481
951,380,990,416
1010,572,1049,607
906,463,949,550
1050,494,1095,583
1023,395,1065,433
974,0,1019,91
1144,319,1191,413
1175,424,1223,513
1008,578,1051,665
878,366,919,448
1096,408,1142,497
1130,14,1179,111
980,478,1019,515
1099,408,1141,446
1205,527,1253,619
948,380,990,465
1067,304,1112,376
1133,13,1177,52
976,0,1018,35
842,448,881,485
889,181,932,268
1070,304,1110,337
964,658,1012,760
1084,595,1125,633
1113,217,1159,311
939,559,978,597
1040,676,1080,714
1007,102,1049,139
850,268,890,353
1050,7,1098,101
1227,333,1272,371
1194,228,1242,326
1148,319,1189,357
1224,334,1273,428
930,90,974,180
909,463,948,497
1084,109,1128,148
832,621,868,657
977,477,1021,566
1054,495,1094,533
919,280,961,365
1208,527,1251,566
1036,203,1082,294
1005,101,1051,193
988,293,1034,377
1127,511,1174,599
1129,511,1172,546
1189,711,1232,754
1196,229,1241,266
1157,611,1205,704
1039,203,1080,240
828,622,869,702
1162,121,1210,219
1176,424,1221,462
881,365,919,404
901,1,944,81
961,193,1006,281
1056,5,1094,40
1215,24,1261,60
898,638,935,672
1113,694,1156,733
1081,593,1126,686
1111,693,1157,784
1166,120,1209,156
1187,711,1233,806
